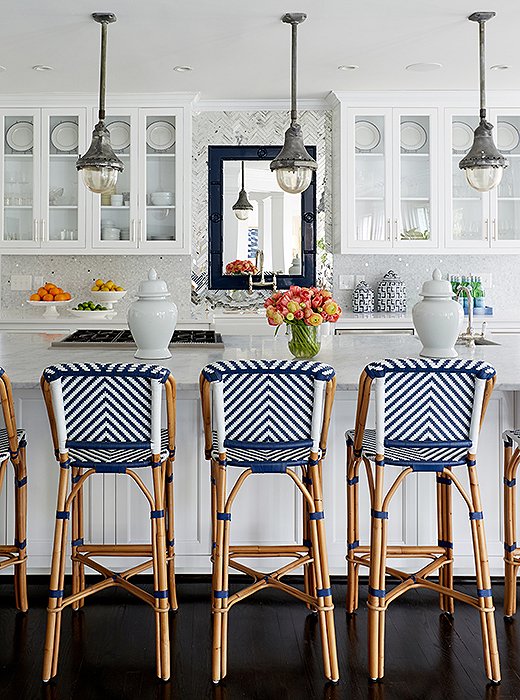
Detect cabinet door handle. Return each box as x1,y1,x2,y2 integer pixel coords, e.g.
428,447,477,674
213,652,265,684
394,218,399,241
386,218,391,241
484,219,489,240
41,219,46,242
492,218,497,241
138,219,143,244
33,219,38,242
130,219,136,242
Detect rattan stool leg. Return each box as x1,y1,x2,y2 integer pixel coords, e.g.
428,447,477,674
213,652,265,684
504,445,518,618
14,447,28,612
437,472,454,615
212,457,228,684
166,458,178,612
303,465,316,610
71,465,85,611
346,443,360,614
467,460,501,684
42,463,70,682
151,461,170,681
367,461,387,681
309,459,339,683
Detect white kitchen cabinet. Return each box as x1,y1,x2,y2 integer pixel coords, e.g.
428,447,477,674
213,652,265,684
0,108,89,252
344,107,438,251
0,95,193,255
91,107,189,253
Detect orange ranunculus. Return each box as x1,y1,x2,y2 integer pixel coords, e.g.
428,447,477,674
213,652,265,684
306,313,323,327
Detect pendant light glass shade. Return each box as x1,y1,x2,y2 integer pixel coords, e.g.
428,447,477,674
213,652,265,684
459,12,507,192
77,13,123,194
270,13,317,194
232,161,254,219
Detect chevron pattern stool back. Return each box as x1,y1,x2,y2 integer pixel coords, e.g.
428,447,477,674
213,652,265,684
345,357,500,684
503,429,520,618
200,359,339,684
0,368,28,612
40,363,177,682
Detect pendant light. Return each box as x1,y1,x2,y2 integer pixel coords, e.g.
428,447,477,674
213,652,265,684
270,13,317,194
459,12,507,192
232,161,254,220
76,13,123,194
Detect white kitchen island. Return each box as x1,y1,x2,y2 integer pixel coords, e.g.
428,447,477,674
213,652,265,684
0,330,518,577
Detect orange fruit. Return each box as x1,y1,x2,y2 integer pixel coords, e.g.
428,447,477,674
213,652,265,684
62,292,71,300
54,293,67,301
42,294,54,302
29,293,40,301
44,283,55,291
37,287,47,297
55,287,64,294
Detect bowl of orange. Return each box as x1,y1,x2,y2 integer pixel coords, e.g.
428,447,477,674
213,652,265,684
28,282,73,318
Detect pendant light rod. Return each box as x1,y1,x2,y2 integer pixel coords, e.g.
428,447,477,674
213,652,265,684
241,159,245,189
282,13,306,125
92,13,116,121
468,12,495,119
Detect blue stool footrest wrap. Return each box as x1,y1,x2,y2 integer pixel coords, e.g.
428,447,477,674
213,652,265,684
317,587,331,597
214,590,229,599
368,586,386,598
469,511,484,520
371,508,388,520
309,511,324,521
477,588,493,598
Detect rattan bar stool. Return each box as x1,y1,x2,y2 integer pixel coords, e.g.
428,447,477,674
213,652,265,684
503,429,520,618
40,362,177,682
0,368,28,612
200,359,339,684
345,358,500,683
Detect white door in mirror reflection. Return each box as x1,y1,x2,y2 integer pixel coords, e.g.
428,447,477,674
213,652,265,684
223,160,302,275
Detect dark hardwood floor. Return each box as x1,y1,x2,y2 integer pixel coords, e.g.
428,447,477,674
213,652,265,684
0,576,519,700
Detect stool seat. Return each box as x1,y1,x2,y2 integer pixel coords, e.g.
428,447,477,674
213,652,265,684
211,432,321,470
503,429,520,446
0,427,26,461
68,428,170,469
345,429,468,468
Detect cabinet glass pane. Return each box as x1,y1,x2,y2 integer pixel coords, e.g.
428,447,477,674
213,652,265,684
145,115,176,242
354,116,385,241
497,115,520,241
399,115,430,241
99,116,132,242
3,116,35,242
451,115,485,242
48,115,80,242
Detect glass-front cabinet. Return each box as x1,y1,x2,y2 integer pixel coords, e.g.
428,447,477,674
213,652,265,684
493,112,520,247
346,107,437,249
1,108,87,250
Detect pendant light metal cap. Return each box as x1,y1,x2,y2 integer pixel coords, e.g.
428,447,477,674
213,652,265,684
459,119,508,171
270,122,317,172
232,188,254,212
76,121,124,173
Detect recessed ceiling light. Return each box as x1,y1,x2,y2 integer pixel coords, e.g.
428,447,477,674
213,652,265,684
490,64,510,71
32,64,54,71
173,65,193,72
337,64,359,71
0,66,6,72
405,62,443,72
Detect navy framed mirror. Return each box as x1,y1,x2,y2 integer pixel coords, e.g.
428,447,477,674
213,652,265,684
208,145,316,291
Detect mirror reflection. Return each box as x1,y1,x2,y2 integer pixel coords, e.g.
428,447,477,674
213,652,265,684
223,160,302,276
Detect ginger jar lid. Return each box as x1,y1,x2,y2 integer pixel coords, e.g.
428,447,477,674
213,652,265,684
420,269,452,298
136,268,170,298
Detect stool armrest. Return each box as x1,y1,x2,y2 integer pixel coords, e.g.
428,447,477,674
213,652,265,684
352,370,373,453
199,374,214,458
319,375,337,453
165,375,177,457
40,375,59,455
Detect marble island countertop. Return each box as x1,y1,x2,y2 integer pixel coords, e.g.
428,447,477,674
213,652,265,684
2,330,520,392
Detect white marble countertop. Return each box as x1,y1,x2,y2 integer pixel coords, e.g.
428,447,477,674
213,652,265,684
2,331,519,392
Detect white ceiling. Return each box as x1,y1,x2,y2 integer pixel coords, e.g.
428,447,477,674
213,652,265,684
1,1,518,99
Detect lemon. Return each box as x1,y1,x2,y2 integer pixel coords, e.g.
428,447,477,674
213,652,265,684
115,286,124,291
91,285,99,291
101,285,110,291
95,279,104,287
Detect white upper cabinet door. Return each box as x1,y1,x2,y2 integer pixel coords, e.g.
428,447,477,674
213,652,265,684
393,109,438,249
346,108,393,249
489,110,520,248
40,108,88,250
445,109,490,249
1,110,41,249
91,109,140,250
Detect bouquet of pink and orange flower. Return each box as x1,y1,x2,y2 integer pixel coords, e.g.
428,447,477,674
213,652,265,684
264,286,341,358
225,259,258,275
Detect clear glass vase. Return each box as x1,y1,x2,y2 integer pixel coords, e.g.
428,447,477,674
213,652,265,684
287,323,321,359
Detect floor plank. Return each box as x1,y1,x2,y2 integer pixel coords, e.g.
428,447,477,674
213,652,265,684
0,578,518,699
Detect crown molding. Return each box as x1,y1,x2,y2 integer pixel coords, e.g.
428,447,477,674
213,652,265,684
193,97,329,113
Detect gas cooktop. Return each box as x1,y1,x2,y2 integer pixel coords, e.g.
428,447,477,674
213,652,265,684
51,329,224,348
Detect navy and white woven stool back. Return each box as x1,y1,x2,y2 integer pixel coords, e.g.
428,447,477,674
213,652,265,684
201,359,335,459
42,363,170,456
365,358,496,454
